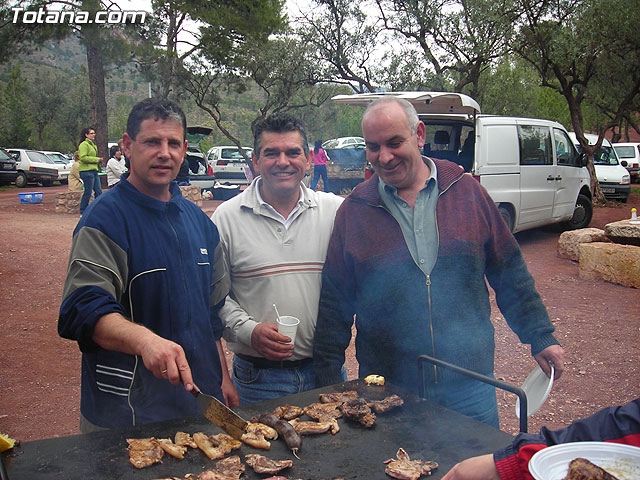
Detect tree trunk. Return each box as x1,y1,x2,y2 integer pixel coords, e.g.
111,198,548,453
82,0,108,168
86,42,108,169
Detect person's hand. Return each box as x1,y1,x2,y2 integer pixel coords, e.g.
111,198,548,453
221,374,240,407
534,344,565,379
138,332,194,391
441,454,499,480
250,323,294,361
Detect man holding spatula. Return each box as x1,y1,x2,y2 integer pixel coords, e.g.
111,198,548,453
59,98,238,432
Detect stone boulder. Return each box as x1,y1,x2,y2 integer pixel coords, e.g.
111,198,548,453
578,242,640,288
604,220,640,246
55,190,84,214
56,185,202,214
557,228,609,262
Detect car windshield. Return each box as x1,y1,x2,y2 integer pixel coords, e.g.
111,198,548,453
0,149,12,161
27,151,55,164
221,148,250,161
576,145,619,165
614,146,636,158
44,153,68,164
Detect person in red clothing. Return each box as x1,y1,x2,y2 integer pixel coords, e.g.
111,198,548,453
310,139,330,192
442,397,640,480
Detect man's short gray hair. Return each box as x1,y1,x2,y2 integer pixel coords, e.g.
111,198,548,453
363,97,419,135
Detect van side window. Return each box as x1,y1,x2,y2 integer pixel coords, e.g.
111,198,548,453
518,126,552,165
554,129,579,166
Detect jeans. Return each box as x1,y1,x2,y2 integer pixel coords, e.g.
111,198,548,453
231,355,347,405
79,170,102,214
426,375,500,429
310,164,329,192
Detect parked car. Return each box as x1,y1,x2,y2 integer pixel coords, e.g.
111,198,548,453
568,133,631,202
185,126,216,190
333,91,593,233
322,137,365,150
206,145,253,186
41,150,72,184
0,147,18,185
612,142,640,182
6,148,58,188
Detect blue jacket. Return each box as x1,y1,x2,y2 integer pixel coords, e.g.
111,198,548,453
59,178,229,428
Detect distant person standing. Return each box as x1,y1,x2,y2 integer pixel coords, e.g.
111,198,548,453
310,140,330,192
68,151,83,192
78,126,103,214
106,145,127,187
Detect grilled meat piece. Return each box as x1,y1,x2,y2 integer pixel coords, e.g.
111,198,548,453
126,437,164,469
340,397,376,427
304,402,343,421
364,374,385,386
368,394,405,414
384,448,438,480
288,418,333,435
241,422,280,449
175,431,197,448
247,421,278,439
156,438,188,459
245,454,294,474
241,431,271,450
273,404,305,420
563,458,621,480
318,390,359,403
193,432,242,460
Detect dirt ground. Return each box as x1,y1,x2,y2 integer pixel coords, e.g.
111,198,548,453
0,185,638,445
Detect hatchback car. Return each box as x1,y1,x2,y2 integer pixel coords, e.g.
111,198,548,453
322,137,365,149
6,148,58,187
41,150,72,184
0,147,18,185
612,142,640,182
206,145,253,186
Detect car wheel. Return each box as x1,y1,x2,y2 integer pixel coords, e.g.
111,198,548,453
15,171,28,188
498,204,514,233
564,194,593,230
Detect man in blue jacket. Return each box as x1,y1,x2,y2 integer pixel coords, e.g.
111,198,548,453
59,97,237,432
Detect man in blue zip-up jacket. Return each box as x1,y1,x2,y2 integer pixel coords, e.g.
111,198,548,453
59,98,237,432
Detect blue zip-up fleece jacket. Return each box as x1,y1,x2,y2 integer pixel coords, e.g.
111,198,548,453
313,158,559,397
59,179,230,428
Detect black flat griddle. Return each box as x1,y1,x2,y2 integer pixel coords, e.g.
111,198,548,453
1,380,513,479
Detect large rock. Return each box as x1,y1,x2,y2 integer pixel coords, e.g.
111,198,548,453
579,242,640,288
56,185,202,214
55,190,84,214
557,228,609,262
604,219,640,246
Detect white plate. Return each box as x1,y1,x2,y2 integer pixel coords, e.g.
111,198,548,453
515,365,554,418
529,441,640,480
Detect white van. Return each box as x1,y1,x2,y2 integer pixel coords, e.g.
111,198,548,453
332,92,593,233
567,133,630,202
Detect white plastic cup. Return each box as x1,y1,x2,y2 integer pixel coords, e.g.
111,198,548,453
276,316,300,345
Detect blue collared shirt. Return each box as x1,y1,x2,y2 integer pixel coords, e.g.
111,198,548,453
378,156,439,276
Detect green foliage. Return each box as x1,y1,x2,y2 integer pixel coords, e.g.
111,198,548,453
0,65,32,147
